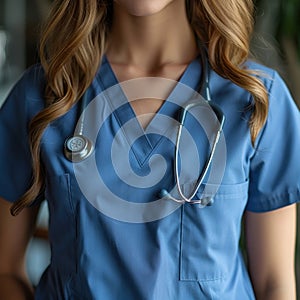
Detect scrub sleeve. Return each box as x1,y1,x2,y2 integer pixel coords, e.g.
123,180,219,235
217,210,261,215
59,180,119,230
247,70,300,212
0,67,44,203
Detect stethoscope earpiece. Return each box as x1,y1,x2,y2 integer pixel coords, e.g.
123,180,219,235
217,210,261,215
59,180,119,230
157,189,170,199
201,197,214,206
64,135,94,163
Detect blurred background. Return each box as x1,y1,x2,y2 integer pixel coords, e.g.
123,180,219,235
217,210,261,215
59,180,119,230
0,0,299,296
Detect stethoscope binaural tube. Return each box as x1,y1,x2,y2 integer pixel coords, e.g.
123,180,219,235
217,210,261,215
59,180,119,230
158,101,225,206
158,55,225,206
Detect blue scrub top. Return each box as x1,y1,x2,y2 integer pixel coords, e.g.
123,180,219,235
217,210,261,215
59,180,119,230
0,56,300,299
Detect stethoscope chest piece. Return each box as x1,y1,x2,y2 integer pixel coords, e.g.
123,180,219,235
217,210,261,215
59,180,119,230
64,135,94,163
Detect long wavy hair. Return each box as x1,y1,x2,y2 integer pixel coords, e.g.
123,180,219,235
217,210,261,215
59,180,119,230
11,0,268,215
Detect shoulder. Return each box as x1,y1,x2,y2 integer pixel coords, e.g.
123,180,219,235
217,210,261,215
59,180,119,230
11,64,46,100
244,61,298,115
1,64,46,123
245,60,275,74
245,60,282,93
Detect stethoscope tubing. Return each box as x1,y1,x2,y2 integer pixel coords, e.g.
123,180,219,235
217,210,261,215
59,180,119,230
173,102,225,204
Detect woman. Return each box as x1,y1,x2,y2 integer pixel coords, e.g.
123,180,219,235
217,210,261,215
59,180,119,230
0,0,299,299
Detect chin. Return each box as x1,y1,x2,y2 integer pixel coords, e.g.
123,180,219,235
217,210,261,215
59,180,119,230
114,0,177,17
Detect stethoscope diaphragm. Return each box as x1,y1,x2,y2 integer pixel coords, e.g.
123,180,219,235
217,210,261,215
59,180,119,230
64,135,94,163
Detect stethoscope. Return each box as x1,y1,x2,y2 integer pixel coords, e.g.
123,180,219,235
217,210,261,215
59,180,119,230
64,56,225,206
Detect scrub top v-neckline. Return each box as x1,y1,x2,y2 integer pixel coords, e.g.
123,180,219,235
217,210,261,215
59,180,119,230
97,55,202,166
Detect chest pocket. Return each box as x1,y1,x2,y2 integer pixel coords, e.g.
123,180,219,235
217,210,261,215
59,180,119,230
179,181,248,282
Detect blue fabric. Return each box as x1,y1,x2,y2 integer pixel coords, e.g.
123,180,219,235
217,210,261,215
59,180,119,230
0,57,299,299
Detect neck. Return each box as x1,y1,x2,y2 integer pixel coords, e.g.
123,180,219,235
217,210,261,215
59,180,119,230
106,0,198,71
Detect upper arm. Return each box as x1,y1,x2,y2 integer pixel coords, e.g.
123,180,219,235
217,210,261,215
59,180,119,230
0,197,40,277
244,204,297,299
